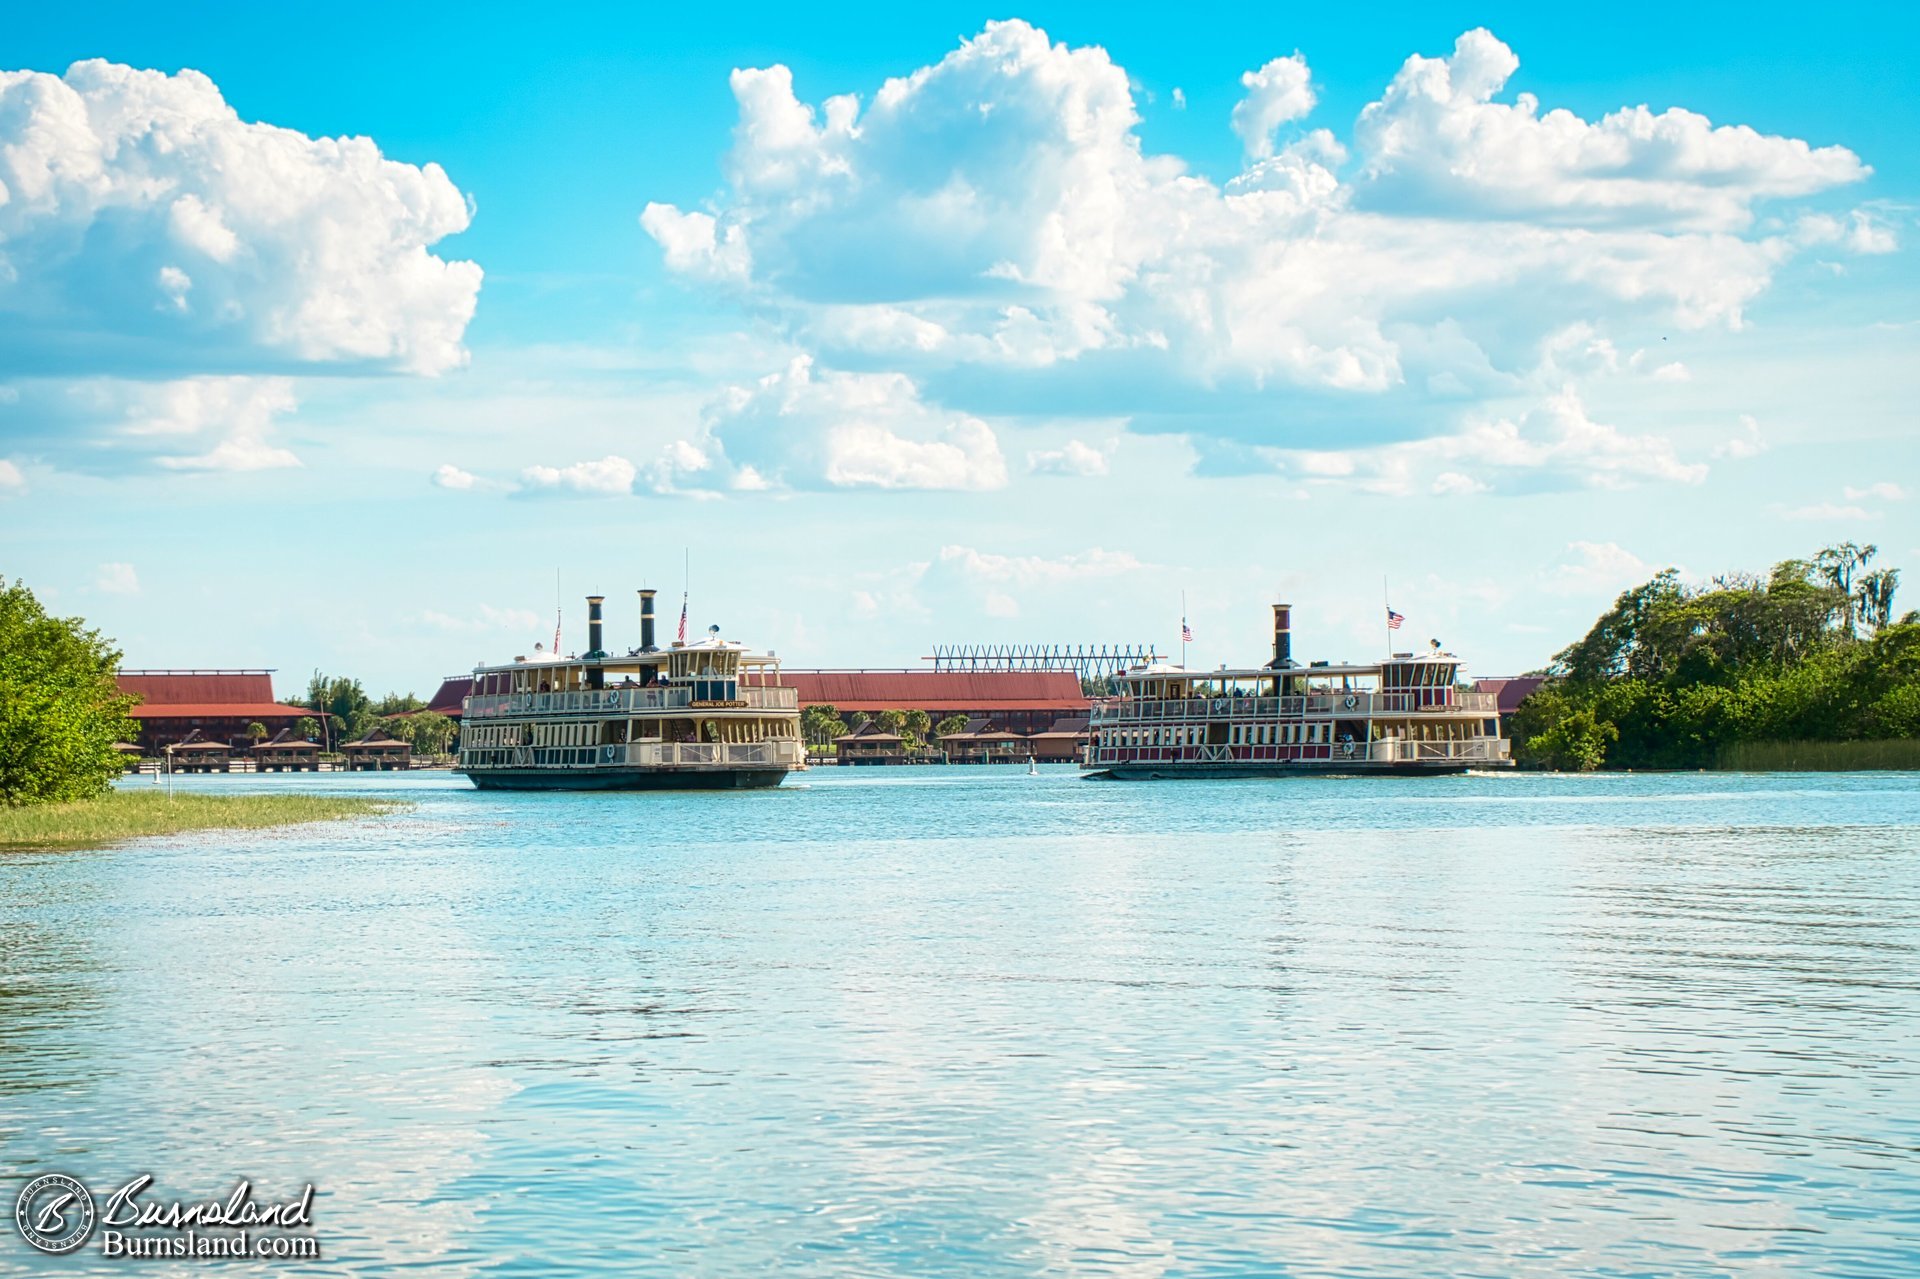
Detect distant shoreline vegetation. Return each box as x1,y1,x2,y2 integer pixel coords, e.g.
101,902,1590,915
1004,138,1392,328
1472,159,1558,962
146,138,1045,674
1514,543,1919,771
3,575,410,847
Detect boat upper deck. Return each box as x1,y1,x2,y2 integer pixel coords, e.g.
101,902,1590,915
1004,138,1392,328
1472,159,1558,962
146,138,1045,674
463,614,799,720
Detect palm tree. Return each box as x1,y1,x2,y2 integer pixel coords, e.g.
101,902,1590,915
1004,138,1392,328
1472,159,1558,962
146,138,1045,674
1815,542,1877,637
1858,567,1901,632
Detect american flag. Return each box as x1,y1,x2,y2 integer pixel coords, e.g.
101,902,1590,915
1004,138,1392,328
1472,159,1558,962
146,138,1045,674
1181,619,1193,643
677,596,689,644
1386,608,1405,630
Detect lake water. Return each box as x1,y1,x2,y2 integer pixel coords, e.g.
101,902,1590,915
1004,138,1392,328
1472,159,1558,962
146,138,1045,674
4,767,1919,1277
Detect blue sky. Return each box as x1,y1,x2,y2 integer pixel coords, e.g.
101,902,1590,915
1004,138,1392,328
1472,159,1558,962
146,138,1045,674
3,2,1917,696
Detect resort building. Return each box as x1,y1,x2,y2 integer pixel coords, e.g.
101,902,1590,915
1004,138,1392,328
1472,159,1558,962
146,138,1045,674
166,730,232,773
343,731,412,771
117,669,313,752
832,722,911,764
781,670,1088,735
424,675,472,721
252,729,321,773
1471,676,1549,730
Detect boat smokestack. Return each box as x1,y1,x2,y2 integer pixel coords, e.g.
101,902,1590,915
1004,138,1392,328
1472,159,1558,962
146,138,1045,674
639,589,657,652
586,595,606,658
1270,603,1293,668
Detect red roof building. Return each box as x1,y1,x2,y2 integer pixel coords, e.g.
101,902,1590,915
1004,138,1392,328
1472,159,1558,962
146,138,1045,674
1471,676,1550,718
780,670,1088,735
424,676,472,719
117,669,312,751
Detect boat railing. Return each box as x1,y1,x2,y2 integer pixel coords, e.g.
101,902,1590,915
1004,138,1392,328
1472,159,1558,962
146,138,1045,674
1366,737,1511,763
1091,689,1498,722
465,686,799,718
466,740,803,769
1084,735,1511,767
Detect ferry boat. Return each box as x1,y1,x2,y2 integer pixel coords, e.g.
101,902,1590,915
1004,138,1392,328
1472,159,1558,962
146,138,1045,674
456,591,805,790
1084,604,1512,778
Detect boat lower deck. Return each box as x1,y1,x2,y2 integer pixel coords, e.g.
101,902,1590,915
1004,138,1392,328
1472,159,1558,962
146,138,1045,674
1085,760,1499,780
462,767,791,791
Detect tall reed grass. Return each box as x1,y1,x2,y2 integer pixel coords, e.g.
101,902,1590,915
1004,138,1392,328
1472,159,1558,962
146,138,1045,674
1716,739,1920,772
1,791,405,850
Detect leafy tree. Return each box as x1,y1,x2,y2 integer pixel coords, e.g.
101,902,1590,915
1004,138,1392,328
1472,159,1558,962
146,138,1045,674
295,716,321,742
876,709,908,736
0,577,139,805
408,711,457,755
372,692,426,716
935,714,969,739
375,715,417,746
246,722,268,744
1815,542,1875,636
800,703,846,746
1514,691,1617,771
306,671,373,745
1859,568,1901,633
1515,544,1915,769
903,709,931,747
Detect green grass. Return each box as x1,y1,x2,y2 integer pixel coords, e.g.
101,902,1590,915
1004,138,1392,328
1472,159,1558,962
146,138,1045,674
1716,739,1920,772
0,791,408,850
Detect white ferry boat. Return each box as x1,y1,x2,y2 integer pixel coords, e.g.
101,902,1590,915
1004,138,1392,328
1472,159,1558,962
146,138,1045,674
1084,604,1512,778
456,591,804,790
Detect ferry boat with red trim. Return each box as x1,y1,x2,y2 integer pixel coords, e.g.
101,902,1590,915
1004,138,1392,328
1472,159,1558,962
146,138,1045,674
456,591,804,790
1083,604,1512,778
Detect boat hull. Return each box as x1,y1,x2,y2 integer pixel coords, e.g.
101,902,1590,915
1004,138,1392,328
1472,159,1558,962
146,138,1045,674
460,767,791,791
1085,760,1507,780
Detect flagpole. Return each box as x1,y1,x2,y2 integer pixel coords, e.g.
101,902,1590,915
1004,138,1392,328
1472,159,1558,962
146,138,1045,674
1181,591,1188,669
1383,574,1390,658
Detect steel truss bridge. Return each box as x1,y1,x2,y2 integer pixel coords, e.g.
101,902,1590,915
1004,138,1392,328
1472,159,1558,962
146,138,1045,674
927,644,1163,682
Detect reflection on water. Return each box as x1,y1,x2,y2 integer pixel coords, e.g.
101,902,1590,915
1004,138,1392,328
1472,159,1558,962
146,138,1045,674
3,769,1918,1276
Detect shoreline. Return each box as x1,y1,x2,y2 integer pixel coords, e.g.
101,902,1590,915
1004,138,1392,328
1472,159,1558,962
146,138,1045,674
0,791,409,852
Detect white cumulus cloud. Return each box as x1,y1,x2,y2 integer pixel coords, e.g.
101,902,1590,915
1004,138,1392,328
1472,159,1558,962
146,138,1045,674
421,603,544,633
1354,29,1868,230
937,544,1144,587
0,460,23,494
1544,541,1657,596
1785,502,1873,522
0,60,483,376
1027,439,1110,476
518,454,639,497
95,562,139,594
1269,388,1706,495
0,374,302,473
654,356,1006,493
1713,414,1767,459
641,21,1871,470
1232,53,1316,160
433,464,479,490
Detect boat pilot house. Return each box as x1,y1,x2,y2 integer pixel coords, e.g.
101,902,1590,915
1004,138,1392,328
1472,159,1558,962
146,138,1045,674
1084,603,1512,778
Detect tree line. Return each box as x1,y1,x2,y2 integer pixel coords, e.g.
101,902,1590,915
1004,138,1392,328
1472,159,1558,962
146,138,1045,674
1514,543,1918,770
301,673,457,755
2,575,474,805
